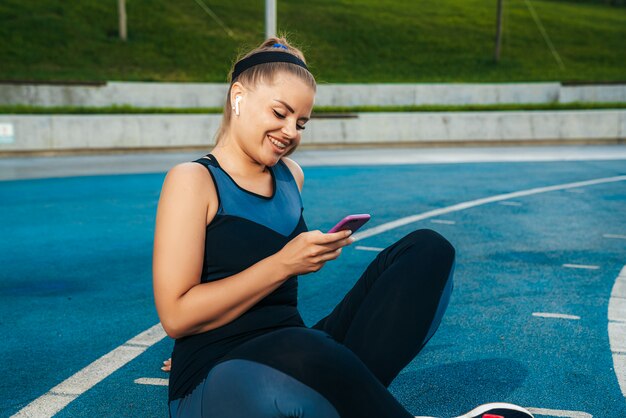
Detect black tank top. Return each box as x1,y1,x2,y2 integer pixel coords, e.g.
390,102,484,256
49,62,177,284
168,154,308,402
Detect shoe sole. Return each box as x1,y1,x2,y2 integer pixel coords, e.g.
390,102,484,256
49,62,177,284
454,402,534,418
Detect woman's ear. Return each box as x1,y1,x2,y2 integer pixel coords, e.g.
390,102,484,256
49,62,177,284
230,82,245,106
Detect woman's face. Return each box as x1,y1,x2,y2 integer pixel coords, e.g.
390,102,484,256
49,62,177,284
232,71,315,167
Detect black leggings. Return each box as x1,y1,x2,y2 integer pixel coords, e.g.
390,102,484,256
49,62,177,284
169,229,456,418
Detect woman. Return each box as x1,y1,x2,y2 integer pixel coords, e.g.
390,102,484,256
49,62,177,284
152,37,534,418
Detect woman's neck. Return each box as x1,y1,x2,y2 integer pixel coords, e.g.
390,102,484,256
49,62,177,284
211,142,268,177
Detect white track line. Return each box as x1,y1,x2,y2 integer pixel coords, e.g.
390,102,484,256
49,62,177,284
532,312,581,320
352,175,626,241
15,174,626,417
355,245,384,252
430,219,456,225
609,293,626,323
604,234,626,240
526,407,592,418
609,266,626,398
135,378,169,386
11,324,166,418
562,264,600,270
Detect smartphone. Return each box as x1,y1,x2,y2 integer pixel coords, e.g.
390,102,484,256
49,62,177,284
327,214,371,234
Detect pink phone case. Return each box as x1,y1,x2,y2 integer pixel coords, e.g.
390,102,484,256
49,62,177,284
327,214,371,234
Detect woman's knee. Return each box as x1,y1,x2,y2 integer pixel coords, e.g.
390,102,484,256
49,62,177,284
404,228,455,261
390,229,455,293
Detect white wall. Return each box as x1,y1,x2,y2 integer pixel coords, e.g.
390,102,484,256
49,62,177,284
1,82,625,108
1,110,623,153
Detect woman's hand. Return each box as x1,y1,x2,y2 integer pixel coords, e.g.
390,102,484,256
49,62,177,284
162,358,171,372
276,230,355,277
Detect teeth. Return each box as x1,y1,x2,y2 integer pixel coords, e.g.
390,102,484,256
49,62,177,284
269,136,287,149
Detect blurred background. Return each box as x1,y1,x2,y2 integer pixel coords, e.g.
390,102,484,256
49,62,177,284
1,0,625,83
0,0,624,158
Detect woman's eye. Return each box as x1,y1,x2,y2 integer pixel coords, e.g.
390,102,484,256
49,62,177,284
274,109,305,130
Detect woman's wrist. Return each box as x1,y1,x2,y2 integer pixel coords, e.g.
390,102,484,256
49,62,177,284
269,252,293,283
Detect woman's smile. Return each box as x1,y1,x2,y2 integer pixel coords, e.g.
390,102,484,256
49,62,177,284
267,134,289,154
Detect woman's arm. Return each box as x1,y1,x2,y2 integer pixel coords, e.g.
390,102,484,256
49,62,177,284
153,161,351,340
152,163,293,339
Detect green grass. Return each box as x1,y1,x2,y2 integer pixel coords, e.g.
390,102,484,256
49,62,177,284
0,0,624,83
1,103,625,114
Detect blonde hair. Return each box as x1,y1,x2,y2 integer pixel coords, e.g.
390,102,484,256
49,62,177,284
215,37,316,156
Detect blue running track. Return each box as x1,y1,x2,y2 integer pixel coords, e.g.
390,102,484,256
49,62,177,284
1,157,625,417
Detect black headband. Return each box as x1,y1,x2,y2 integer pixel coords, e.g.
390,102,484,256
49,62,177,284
231,51,309,81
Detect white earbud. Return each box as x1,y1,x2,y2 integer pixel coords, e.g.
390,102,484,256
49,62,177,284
234,96,242,116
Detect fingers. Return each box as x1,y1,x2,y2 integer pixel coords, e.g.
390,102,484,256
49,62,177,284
295,230,356,274
314,229,354,244
308,248,342,272
318,247,343,262
161,358,171,372
316,235,355,254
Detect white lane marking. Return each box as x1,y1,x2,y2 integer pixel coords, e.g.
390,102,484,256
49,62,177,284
562,264,600,270
135,378,168,386
613,352,626,393
611,279,626,300
355,245,384,252
499,201,523,206
352,175,626,241
430,219,456,225
604,234,626,240
610,266,626,397
526,407,592,418
609,322,626,352
18,174,626,416
11,324,166,418
532,312,581,320
609,297,626,322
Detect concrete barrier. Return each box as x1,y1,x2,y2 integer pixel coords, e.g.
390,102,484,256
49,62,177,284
1,110,624,154
306,110,626,144
315,83,562,106
0,83,229,109
560,84,626,103
0,115,221,151
1,82,625,108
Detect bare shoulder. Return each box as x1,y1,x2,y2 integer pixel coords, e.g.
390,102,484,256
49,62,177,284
281,157,304,192
159,162,218,222
163,162,213,195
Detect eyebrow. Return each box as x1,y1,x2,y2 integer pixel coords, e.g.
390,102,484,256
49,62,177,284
273,99,309,122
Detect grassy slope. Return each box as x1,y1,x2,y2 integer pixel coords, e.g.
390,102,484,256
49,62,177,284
0,0,624,83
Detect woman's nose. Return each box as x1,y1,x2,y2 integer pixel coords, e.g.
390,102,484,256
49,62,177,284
281,121,297,139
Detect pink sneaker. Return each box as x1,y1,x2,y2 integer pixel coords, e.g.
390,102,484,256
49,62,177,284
415,402,534,418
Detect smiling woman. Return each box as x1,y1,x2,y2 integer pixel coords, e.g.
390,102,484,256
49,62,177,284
212,39,316,168
151,37,534,418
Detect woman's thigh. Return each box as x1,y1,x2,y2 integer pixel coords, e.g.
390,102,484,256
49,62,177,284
213,327,413,418
170,357,340,418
